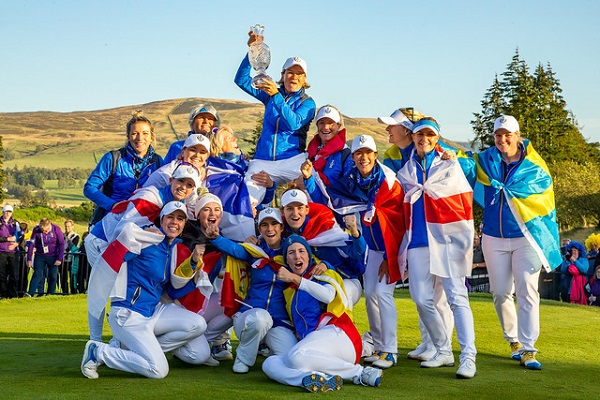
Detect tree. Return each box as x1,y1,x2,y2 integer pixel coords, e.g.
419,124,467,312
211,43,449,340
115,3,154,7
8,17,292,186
247,115,263,159
471,75,506,150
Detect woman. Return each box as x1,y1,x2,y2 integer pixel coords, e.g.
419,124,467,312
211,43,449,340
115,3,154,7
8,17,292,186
558,241,588,305
397,117,477,379
85,110,163,226
475,114,562,371
320,134,405,370
205,125,275,241
81,201,206,379
300,105,353,202
235,30,316,205
588,265,600,306
26,218,65,296
262,234,382,392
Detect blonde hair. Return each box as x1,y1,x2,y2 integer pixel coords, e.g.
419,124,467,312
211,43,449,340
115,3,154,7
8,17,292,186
125,110,155,144
401,108,425,123
210,125,235,157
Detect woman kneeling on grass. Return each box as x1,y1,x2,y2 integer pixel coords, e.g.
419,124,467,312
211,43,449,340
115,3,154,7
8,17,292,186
262,234,382,392
81,202,206,379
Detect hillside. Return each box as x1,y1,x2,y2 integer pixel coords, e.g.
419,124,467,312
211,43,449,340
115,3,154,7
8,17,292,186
0,98,466,170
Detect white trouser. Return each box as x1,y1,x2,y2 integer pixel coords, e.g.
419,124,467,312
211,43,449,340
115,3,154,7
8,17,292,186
343,278,363,309
482,234,541,352
408,247,477,362
417,275,454,348
363,249,397,353
232,308,297,367
155,303,209,365
201,292,233,344
85,233,108,341
244,153,308,204
262,324,362,387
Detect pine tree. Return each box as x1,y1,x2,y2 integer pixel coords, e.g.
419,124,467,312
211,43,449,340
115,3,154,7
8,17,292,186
470,74,506,150
247,115,263,159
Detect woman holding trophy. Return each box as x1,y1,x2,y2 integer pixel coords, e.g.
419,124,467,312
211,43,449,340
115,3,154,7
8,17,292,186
234,25,316,206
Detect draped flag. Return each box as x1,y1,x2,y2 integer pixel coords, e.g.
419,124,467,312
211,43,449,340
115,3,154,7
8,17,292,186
205,158,256,242
87,223,164,319
176,251,222,314
398,149,474,279
285,202,350,248
474,140,561,271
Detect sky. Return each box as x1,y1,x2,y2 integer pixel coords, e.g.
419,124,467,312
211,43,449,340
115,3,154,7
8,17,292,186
2,0,599,144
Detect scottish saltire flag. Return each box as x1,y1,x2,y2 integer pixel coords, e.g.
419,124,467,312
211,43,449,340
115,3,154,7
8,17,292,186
398,149,474,279
87,223,164,319
319,162,405,283
206,158,256,242
474,140,561,271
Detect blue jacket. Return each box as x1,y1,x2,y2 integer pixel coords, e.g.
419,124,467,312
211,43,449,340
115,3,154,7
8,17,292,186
84,147,163,211
234,55,316,160
303,150,354,205
288,272,327,340
112,236,179,318
211,235,290,328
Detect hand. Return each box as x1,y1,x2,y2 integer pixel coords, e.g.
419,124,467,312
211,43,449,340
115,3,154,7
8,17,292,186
193,244,206,263
205,224,220,239
244,235,260,245
144,227,162,235
247,30,259,46
255,78,279,96
277,267,296,283
54,260,62,266
343,214,359,238
590,295,597,302
300,159,313,179
251,170,274,188
378,259,389,283
441,150,457,161
6,235,16,242
8,242,18,251
292,176,306,191
310,262,327,276
27,261,32,269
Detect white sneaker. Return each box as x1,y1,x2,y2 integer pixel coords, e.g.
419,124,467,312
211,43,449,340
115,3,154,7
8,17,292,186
407,343,428,359
417,347,437,361
420,352,455,368
456,359,476,379
81,340,101,379
354,366,382,387
232,357,249,374
202,356,220,367
363,351,381,364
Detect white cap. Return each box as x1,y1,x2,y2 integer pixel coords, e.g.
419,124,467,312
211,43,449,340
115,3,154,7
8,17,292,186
160,201,187,219
172,163,201,188
183,134,210,150
351,134,378,153
281,189,308,207
188,104,220,129
195,193,222,217
493,115,520,133
282,57,308,74
257,207,283,225
2,204,13,212
377,109,414,130
316,106,341,124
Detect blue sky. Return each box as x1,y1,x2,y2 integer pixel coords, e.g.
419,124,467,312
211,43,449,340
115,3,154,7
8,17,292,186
2,0,599,143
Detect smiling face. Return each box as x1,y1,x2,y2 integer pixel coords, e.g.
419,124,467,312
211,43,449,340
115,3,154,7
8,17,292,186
220,131,240,155
191,112,217,135
197,201,222,234
128,121,153,157
161,210,187,240
285,242,310,276
282,203,309,233
413,128,439,158
387,124,413,149
494,128,520,159
169,177,196,201
64,221,74,234
258,218,283,249
352,148,378,177
282,65,306,93
182,144,209,168
316,117,340,144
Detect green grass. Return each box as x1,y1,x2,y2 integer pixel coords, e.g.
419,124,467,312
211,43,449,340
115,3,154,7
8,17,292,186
0,291,597,399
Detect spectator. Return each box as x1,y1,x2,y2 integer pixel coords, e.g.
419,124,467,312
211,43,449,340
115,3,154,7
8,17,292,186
584,233,600,275
60,219,80,294
163,103,220,164
560,238,571,256
84,110,163,227
558,241,588,305
26,218,65,296
235,30,316,205
17,222,31,295
73,231,90,294
0,204,21,299
587,265,600,306
262,234,383,392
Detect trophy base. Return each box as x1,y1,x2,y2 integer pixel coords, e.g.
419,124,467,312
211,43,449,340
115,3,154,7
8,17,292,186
251,73,272,89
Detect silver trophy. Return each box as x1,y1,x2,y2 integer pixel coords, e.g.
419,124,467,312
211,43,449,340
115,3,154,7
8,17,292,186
248,24,272,89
